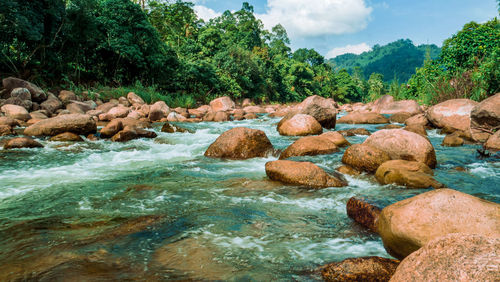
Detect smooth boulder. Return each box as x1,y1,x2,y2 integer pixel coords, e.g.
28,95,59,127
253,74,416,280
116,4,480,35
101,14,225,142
294,95,337,129
390,234,500,282
377,188,500,259
375,160,443,189
277,114,322,136
49,132,84,142
265,160,347,188
24,114,97,136
204,127,273,159
342,144,391,173
363,129,437,168
346,197,381,232
426,99,477,131
1,104,31,121
2,77,46,102
279,135,338,159
337,112,389,124
209,96,235,112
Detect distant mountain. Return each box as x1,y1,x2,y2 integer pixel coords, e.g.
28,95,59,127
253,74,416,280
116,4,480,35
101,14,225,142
328,39,441,82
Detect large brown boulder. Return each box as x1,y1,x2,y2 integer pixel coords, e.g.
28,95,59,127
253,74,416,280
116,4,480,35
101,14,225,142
279,135,338,159
265,160,347,188
389,112,414,124
426,99,477,131
337,112,389,124
321,257,399,282
243,105,266,114
2,77,46,102
213,111,229,122
377,188,500,259
100,119,123,138
346,197,381,232
3,137,43,149
100,105,130,121
209,96,235,112
24,114,97,136
470,93,500,142
294,95,337,129
390,234,500,282
403,124,427,137
58,90,77,105
40,94,63,114
375,160,443,189
318,131,350,147
111,126,139,142
342,144,391,173
96,101,118,113
363,129,437,168
1,104,31,121
204,127,273,159
404,113,429,128
66,101,93,114
484,130,500,152
376,100,422,115
277,114,322,136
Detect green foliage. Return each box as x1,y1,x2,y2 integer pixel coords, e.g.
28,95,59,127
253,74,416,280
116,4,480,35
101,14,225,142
329,39,441,83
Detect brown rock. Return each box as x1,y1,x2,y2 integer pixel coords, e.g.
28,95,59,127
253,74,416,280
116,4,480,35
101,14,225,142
265,160,347,188
40,94,63,114
135,127,157,139
213,111,229,122
161,123,188,133
442,132,464,147
336,165,361,176
243,105,266,114
66,101,92,114
389,112,414,124
390,234,500,282
404,113,429,128
1,104,31,121
403,124,427,137
279,135,338,159
2,77,46,102
338,128,371,136
49,132,84,142
377,188,500,259
470,92,500,142
0,116,20,127
111,126,139,142
346,197,381,232
1,96,32,111
205,127,273,159
337,112,389,124
58,90,77,105
277,114,322,136
149,101,170,121
319,131,350,147
127,92,145,106
167,112,187,122
375,160,443,189
96,101,118,113
342,144,391,173
202,111,216,121
100,119,123,138
321,256,399,282
101,105,130,121
363,129,437,168
376,100,422,115
241,98,252,107
484,130,500,152
376,124,403,130
210,96,235,112
243,113,257,119
0,125,14,136
30,111,48,120
118,96,130,107
3,137,43,149
24,114,96,136
294,95,337,129
426,99,477,131
174,107,189,118
10,87,31,101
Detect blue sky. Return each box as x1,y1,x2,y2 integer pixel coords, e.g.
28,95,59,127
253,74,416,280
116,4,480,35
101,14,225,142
190,0,498,58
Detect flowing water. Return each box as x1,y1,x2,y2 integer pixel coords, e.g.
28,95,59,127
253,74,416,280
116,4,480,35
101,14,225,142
0,114,498,280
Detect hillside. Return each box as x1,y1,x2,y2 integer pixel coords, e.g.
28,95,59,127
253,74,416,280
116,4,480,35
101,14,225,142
328,39,441,82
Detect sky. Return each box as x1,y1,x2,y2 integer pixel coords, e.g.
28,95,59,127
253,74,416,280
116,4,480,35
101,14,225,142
189,0,499,58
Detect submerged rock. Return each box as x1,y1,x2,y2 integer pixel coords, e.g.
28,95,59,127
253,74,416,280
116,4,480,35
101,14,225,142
337,112,389,124
265,160,347,188
321,256,399,282
377,188,500,259
49,132,84,142
277,114,322,136
205,127,273,159
390,234,500,282
24,114,96,136
375,160,443,189
342,144,391,173
363,129,437,168
346,197,381,232
3,137,43,149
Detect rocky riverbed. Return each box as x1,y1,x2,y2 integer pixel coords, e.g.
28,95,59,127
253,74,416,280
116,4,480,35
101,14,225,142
0,78,499,280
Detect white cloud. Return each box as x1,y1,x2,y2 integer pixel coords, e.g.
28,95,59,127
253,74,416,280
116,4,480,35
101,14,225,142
193,5,222,21
326,43,372,58
257,0,372,38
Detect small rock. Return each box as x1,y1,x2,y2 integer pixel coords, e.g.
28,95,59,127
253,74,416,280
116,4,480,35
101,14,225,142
321,256,399,282
338,128,371,136
3,137,43,149
127,92,145,106
49,132,84,142
346,197,381,232
442,132,464,147
336,165,361,176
